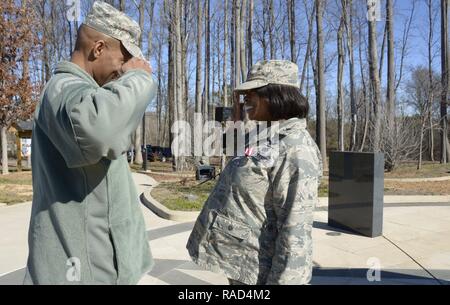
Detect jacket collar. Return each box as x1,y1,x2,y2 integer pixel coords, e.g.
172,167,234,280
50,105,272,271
246,118,307,147
54,61,99,88
277,117,307,136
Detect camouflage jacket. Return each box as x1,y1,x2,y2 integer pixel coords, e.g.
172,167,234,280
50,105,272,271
187,118,323,285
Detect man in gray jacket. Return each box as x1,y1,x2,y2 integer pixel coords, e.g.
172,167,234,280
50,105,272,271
24,1,156,284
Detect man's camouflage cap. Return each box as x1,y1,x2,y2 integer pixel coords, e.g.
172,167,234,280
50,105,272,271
84,1,144,59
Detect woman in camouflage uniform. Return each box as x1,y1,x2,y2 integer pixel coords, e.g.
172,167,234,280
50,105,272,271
186,60,323,285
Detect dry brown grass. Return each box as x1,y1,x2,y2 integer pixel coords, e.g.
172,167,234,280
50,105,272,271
384,180,450,195
0,171,33,204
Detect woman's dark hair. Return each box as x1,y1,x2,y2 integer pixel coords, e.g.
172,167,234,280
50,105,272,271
253,84,309,120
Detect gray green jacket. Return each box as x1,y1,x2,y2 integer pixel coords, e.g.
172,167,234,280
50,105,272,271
187,118,323,285
24,61,156,285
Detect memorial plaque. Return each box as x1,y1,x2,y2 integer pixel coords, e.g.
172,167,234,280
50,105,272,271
328,151,384,237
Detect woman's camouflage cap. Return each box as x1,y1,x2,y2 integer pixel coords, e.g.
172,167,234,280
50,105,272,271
234,60,300,92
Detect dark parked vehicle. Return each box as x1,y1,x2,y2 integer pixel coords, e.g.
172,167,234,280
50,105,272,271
162,147,172,158
142,145,154,161
127,149,135,162
127,145,170,162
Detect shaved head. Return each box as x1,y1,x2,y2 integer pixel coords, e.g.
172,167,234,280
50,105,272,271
71,25,132,86
74,25,121,53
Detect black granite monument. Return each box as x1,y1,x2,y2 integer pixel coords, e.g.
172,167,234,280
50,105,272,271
328,151,384,237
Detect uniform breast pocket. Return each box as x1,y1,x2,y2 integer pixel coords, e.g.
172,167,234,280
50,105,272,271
210,213,251,241
231,157,268,187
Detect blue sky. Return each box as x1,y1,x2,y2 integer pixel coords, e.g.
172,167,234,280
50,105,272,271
23,0,448,116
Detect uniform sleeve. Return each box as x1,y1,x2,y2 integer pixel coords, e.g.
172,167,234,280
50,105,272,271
265,147,322,285
40,69,157,168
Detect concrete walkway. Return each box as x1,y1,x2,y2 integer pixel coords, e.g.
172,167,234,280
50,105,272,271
1,173,449,285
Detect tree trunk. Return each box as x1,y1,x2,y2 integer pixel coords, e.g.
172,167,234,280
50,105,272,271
222,0,230,171
367,0,382,152
204,0,211,122
247,0,254,68
268,0,275,59
378,24,387,82
235,0,242,86
418,120,425,170
342,0,357,151
223,0,229,107
316,0,327,169
166,0,177,171
41,0,51,83
176,0,186,171
337,17,345,151
133,0,145,165
231,0,236,90
386,0,395,142
240,0,247,81
195,1,203,115
427,0,435,162
358,15,369,152
261,1,268,60
299,1,316,94
156,40,163,146
287,0,296,62
1,126,8,175
147,0,156,60
440,0,449,163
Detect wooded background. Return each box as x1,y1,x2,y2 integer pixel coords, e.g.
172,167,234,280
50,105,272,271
1,0,449,173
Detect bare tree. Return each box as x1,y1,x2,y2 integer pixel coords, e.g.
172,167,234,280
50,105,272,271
204,0,211,122
299,0,316,94
341,0,357,151
382,110,421,171
132,0,145,165
247,0,254,68
440,0,449,163
367,0,382,152
1,0,38,174
268,0,275,59
426,0,437,161
234,0,242,86
195,0,203,164
155,10,164,147
357,10,369,152
405,67,440,169
240,0,247,81
176,0,187,170
316,0,327,169
287,0,296,62
195,0,203,116
223,0,229,107
337,15,345,151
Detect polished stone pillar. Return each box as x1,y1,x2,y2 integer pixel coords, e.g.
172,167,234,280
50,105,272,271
328,151,384,237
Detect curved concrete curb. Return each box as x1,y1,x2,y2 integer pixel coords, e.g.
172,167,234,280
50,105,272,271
0,201,31,208
142,184,449,221
138,170,194,178
140,181,199,222
322,175,450,182
317,195,450,208
384,176,450,182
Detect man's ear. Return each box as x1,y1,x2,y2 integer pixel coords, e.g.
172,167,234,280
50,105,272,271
92,40,106,58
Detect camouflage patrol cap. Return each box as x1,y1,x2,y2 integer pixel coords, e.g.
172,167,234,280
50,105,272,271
84,1,144,59
234,60,300,92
